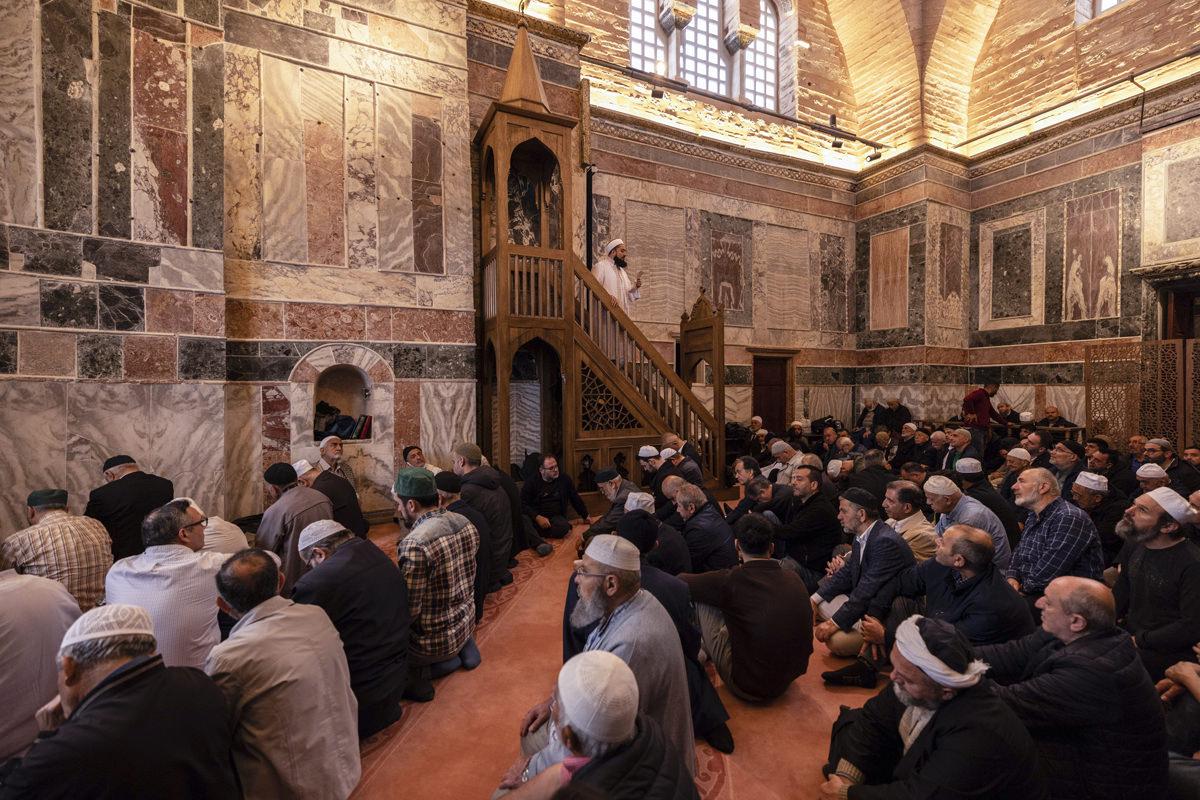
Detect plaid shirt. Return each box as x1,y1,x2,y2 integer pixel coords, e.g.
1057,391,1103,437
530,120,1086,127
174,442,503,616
0,510,112,611
399,508,479,660
319,458,356,491
1008,497,1104,593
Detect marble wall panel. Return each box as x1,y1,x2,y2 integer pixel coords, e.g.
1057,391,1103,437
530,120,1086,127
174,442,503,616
146,288,194,333
124,334,177,380
591,195,611,263
441,97,471,277
77,334,123,379
815,232,849,333
225,384,263,519
394,379,421,460
1045,385,1086,430
420,380,475,468
224,10,329,64
0,0,38,226
97,10,132,239
84,238,159,283
869,228,910,331
0,331,12,373
509,380,541,465
0,382,68,531
411,109,443,274
376,85,414,271
153,246,223,291
1143,136,1200,266
41,0,93,233
702,212,754,327
0,272,40,326
978,208,1046,331
261,56,307,263
345,78,378,270
726,386,751,425
1063,189,1121,322
18,331,76,376
191,43,225,250
193,293,224,336
755,223,811,332
98,285,145,331
131,29,188,245
224,45,263,260
302,68,345,266
41,281,98,328
624,200,687,325
185,0,219,26
8,228,82,276
926,202,970,349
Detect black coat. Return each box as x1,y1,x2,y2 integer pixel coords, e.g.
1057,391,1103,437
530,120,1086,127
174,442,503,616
85,471,175,560
977,629,1168,800
447,498,491,618
817,521,915,630
1087,488,1129,566
965,479,1022,549
460,467,513,585
519,473,588,520
573,716,699,800
845,465,894,510
495,469,533,556
778,492,844,573
0,655,237,799
292,537,409,707
646,523,692,575
831,682,1048,799
681,502,737,572
311,470,368,537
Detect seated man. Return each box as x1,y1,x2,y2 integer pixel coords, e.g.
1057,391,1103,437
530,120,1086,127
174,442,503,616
294,458,368,538
582,468,637,544
956,459,1022,550
206,549,360,799
976,577,1167,800
778,465,846,592
880,480,936,561
256,462,333,596
500,652,698,799
1114,487,1200,681
402,445,441,474
844,450,893,510
435,471,493,622
662,432,702,467
455,442,515,590
1087,446,1139,497
824,524,1035,688
3,605,237,797
1035,404,1075,430
104,501,229,668
1138,462,1173,494
170,497,249,555
517,536,694,782
520,454,590,540
393,468,480,701
292,520,411,739
939,428,980,472
673,483,737,572
0,488,111,611
924,475,1012,569
681,514,813,702
769,440,805,486
1007,468,1105,616
743,476,793,525
317,435,355,488
84,454,174,560
812,488,915,657
1143,437,1200,495
724,455,761,528
1070,472,1128,567
820,616,1048,799
1049,439,1087,495
624,492,691,575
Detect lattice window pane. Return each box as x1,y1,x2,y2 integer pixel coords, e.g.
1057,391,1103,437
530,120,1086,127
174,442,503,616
680,0,728,95
743,0,778,111
1097,0,1125,12
629,0,664,73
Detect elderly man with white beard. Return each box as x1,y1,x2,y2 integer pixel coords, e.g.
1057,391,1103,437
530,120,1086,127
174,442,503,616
819,616,1048,799
503,535,694,792
581,468,638,547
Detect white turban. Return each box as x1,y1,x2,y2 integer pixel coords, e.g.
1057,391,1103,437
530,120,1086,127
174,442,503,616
659,448,678,460
954,458,982,475
1147,487,1191,524
624,492,655,513
558,651,638,743
604,239,624,255
826,460,842,478
584,534,641,572
61,604,155,652
1019,412,1034,423
1075,472,1108,492
894,615,988,689
923,475,960,496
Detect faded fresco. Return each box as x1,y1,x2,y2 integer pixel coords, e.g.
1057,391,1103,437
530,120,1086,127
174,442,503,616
1063,189,1120,321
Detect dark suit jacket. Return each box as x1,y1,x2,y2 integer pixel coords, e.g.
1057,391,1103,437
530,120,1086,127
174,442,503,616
940,445,980,473
85,471,175,560
818,521,915,630
312,470,368,537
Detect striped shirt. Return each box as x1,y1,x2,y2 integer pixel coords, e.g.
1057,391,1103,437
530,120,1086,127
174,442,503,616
399,509,479,660
0,511,112,611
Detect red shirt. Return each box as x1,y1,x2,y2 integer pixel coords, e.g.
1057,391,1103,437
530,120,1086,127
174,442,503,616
962,388,1003,429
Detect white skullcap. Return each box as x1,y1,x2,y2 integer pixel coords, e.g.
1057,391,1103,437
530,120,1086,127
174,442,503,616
604,238,624,255
924,475,960,496
1148,437,1173,450
1075,472,1108,492
1137,463,1169,479
789,420,803,428
637,445,659,458
291,459,315,476
902,422,917,432
955,458,982,475
1019,412,1034,422
624,492,655,513
770,440,790,455
894,615,988,689
659,448,678,460
826,460,842,478
298,519,348,552
584,534,641,572
1006,448,1032,462
60,604,155,652
756,428,769,436
557,651,638,744
1147,487,1191,524
319,436,342,448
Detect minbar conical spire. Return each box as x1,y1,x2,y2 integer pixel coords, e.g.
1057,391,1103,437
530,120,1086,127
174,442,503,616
498,18,550,114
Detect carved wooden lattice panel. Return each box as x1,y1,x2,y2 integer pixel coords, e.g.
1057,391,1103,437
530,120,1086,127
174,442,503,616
1085,340,1186,447
1190,342,1200,449
1140,340,1184,444
580,362,640,432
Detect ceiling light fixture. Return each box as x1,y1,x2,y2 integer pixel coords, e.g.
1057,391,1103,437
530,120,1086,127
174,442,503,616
866,148,882,162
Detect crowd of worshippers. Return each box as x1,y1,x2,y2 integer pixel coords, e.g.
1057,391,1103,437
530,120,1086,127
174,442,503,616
6,384,1200,800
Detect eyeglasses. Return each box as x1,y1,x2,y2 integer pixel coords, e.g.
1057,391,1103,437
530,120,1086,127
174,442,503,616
182,516,208,530
572,562,609,579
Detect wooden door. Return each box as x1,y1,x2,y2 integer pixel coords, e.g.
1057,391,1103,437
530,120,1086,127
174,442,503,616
752,357,788,433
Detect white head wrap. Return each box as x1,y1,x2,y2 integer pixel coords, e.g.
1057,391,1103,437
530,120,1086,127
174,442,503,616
1147,487,1191,524
894,615,988,689
756,428,769,436
60,604,155,652
557,651,638,743
624,492,655,513
902,422,917,432
584,534,641,572
1006,447,1032,462
770,440,790,456
637,445,659,459
1137,463,1169,479
923,475,960,496
1075,472,1108,493
604,239,624,255
298,519,348,552
291,459,316,477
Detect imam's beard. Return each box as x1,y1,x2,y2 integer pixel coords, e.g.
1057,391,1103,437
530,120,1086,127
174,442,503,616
613,256,628,269
570,590,606,629
892,682,943,711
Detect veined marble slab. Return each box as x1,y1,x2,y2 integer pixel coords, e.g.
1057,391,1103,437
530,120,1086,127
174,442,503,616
225,383,263,520
301,67,344,266
261,56,307,263
376,84,414,272
756,222,811,332
625,200,687,325
0,382,68,531
345,78,378,270
152,246,223,292
224,45,263,260
0,0,38,226
420,380,474,469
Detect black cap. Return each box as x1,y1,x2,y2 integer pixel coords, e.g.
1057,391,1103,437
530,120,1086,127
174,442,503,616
839,487,878,511
595,468,620,483
264,462,298,486
102,455,135,471
616,510,658,555
403,445,421,462
434,471,462,493
27,489,68,507
1061,440,1085,459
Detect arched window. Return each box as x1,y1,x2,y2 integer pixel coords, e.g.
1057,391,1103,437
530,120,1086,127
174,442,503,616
680,0,729,95
629,0,664,74
743,0,779,111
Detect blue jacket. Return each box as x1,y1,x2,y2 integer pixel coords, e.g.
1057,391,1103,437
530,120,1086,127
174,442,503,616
681,502,737,572
818,520,914,630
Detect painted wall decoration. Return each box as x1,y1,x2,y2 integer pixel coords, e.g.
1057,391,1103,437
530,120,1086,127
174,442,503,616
868,227,909,331
1062,188,1121,321
926,202,969,348
978,208,1046,331
700,211,754,326
1143,136,1200,266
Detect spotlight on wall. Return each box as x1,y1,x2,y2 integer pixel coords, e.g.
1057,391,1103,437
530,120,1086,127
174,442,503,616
651,85,665,99
831,139,843,149
866,148,882,162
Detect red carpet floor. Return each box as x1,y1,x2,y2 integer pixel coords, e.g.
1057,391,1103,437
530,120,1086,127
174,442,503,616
356,522,875,799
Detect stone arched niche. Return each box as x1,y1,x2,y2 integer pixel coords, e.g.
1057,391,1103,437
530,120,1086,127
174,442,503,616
289,344,395,516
